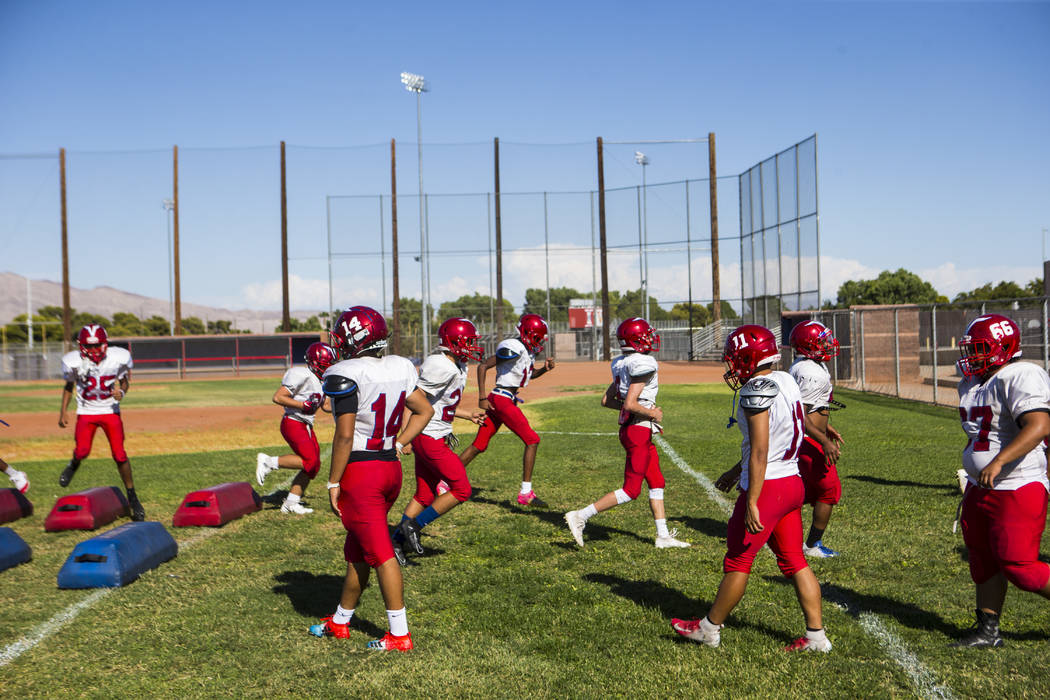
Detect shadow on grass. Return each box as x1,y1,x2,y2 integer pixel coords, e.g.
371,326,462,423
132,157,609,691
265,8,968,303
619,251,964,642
261,490,288,508
470,492,650,545
847,475,959,493
670,515,726,539
584,572,789,644
272,570,384,637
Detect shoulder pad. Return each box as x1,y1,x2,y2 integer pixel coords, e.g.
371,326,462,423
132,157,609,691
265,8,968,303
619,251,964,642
628,354,658,377
739,376,779,411
496,345,522,361
322,374,358,397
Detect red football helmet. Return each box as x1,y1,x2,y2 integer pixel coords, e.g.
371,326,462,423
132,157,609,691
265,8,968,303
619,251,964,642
516,313,549,354
617,317,661,353
722,324,781,390
329,306,389,359
438,317,484,362
304,342,338,378
78,324,108,364
789,320,840,362
958,313,1022,378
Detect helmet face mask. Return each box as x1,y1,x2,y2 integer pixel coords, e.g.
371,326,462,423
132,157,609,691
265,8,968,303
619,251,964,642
78,324,109,364
329,306,389,360
305,342,338,378
516,314,549,354
958,314,1021,378
616,317,660,353
438,317,484,362
722,325,781,391
789,320,839,362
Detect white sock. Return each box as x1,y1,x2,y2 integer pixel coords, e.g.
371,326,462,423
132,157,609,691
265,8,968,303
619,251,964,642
332,605,354,624
520,481,532,494
655,518,670,538
701,616,721,633
285,492,301,505
266,456,279,470
581,504,598,521
387,607,409,637
2,465,14,477
805,627,827,643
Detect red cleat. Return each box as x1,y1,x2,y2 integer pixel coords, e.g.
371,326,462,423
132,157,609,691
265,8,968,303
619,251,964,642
309,616,350,639
367,631,413,652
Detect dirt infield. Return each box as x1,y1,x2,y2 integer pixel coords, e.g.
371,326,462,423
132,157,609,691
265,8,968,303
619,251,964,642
0,361,724,461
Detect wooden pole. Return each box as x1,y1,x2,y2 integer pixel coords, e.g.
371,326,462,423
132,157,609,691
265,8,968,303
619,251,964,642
597,137,611,362
59,148,72,349
280,141,290,332
494,137,504,338
391,138,402,355
173,145,182,335
709,132,721,326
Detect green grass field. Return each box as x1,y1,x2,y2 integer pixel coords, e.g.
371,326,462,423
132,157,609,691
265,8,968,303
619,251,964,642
2,382,1049,698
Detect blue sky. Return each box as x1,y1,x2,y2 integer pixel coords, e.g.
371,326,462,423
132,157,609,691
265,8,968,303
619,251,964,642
1,0,1048,316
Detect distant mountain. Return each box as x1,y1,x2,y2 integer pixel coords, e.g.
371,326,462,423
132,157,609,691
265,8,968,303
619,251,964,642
0,272,322,334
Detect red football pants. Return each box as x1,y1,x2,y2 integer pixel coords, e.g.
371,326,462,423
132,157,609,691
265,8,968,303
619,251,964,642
73,413,127,463
619,424,665,499
961,481,1050,592
798,436,841,505
338,458,402,568
280,416,321,478
471,393,540,451
411,434,472,507
724,475,808,577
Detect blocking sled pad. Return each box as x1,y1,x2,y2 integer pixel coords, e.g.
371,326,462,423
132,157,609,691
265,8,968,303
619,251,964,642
172,481,262,527
0,488,33,525
57,521,178,588
44,486,128,531
0,527,32,572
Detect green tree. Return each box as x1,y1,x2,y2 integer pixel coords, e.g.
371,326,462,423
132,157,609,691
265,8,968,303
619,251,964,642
392,298,435,357
670,302,711,326
143,316,171,335
181,317,206,335
1025,278,1044,296
709,300,739,320
613,288,673,321
438,293,514,326
110,312,145,337
286,316,323,332
523,287,585,323
836,269,945,307
953,280,1039,303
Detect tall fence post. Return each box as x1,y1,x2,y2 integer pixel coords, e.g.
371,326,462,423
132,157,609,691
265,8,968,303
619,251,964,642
893,308,901,398
1044,297,1049,371
931,305,938,405
858,310,866,391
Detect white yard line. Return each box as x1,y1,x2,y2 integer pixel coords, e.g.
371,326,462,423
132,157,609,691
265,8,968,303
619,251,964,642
653,434,957,700
0,473,298,668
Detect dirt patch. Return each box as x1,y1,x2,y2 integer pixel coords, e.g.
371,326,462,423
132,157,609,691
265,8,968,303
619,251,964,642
0,360,724,462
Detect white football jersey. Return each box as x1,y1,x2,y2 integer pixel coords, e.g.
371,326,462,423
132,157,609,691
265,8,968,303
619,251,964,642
612,352,659,427
789,357,833,412
492,338,535,390
417,352,468,439
736,370,805,490
324,355,419,452
281,365,323,426
958,361,1050,491
61,347,133,415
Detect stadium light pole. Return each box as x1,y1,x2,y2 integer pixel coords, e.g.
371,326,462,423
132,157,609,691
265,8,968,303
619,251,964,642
401,71,430,356
635,151,650,320
162,198,175,336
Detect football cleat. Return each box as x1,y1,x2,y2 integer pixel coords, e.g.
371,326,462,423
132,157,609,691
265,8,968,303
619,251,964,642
957,468,969,494
564,510,586,547
281,500,314,515
309,616,350,639
128,495,146,522
516,490,546,507
950,609,1004,648
399,518,424,555
8,469,29,494
367,631,413,652
803,540,839,558
255,453,275,486
58,461,79,487
390,527,408,567
655,528,691,549
671,617,721,647
785,635,832,652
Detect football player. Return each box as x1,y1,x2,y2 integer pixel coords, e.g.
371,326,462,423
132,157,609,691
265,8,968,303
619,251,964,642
57,324,144,521
308,306,434,652
951,314,1050,648
788,320,846,558
458,313,554,506
564,318,690,549
1,456,29,494
672,325,830,652
256,342,338,514
391,317,487,562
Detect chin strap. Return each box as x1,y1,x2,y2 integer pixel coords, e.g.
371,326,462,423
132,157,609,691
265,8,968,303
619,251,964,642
726,390,739,429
